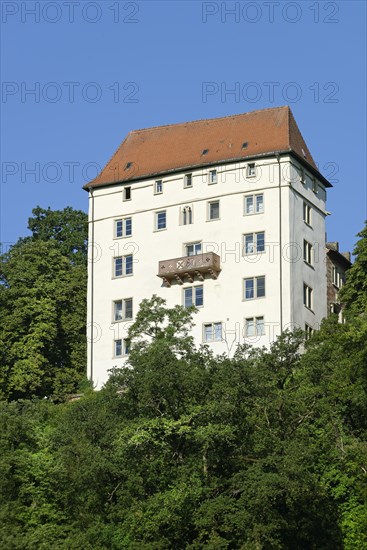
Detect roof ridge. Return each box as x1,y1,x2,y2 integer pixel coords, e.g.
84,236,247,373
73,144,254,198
130,105,289,134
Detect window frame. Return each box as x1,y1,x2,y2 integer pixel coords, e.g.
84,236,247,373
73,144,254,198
113,298,133,322
245,316,265,338
243,276,266,300
208,200,220,221
244,193,264,215
182,205,193,225
123,186,131,201
113,254,133,278
184,173,193,188
155,210,167,231
208,169,218,185
154,179,163,195
243,231,265,255
303,240,313,266
246,162,256,178
114,338,130,358
185,241,202,257
203,321,223,342
183,285,204,308
303,283,313,310
114,217,132,238
303,201,312,226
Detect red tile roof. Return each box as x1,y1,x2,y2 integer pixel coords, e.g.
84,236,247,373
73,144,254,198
84,106,331,189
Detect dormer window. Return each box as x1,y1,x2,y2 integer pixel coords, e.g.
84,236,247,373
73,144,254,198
247,163,256,177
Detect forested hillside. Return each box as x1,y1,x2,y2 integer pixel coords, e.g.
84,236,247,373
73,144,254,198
0,211,366,549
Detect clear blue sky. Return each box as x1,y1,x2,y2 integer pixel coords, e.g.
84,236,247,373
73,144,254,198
1,0,366,254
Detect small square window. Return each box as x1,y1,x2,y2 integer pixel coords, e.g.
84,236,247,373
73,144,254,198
245,317,265,338
244,194,263,215
155,211,166,230
114,338,130,357
123,187,131,201
247,163,256,177
243,232,265,255
209,169,217,184
155,180,163,194
208,201,220,221
184,173,192,188
113,298,133,322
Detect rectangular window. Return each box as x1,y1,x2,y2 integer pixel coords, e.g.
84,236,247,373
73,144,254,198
155,210,166,230
184,173,192,188
186,242,202,256
203,322,222,342
303,240,312,265
245,317,265,337
303,201,311,225
244,194,263,215
115,217,132,238
305,324,313,340
303,283,313,309
184,286,203,308
155,180,163,194
246,163,256,177
300,168,306,185
208,200,220,221
114,255,133,277
209,169,217,184
243,232,265,254
114,338,130,357
244,276,265,300
113,298,133,321
123,186,131,201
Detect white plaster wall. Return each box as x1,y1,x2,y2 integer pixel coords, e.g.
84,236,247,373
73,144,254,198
87,156,327,388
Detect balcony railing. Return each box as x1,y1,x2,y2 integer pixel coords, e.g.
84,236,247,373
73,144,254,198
157,252,221,286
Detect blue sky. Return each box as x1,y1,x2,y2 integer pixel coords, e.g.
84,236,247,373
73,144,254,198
1,0,366,254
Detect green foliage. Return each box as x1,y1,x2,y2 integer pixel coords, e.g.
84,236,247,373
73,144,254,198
0,206,87,400
1,227,367,548
339,221,367,318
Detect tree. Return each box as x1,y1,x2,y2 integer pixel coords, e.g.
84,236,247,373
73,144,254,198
0,207,88,400
339,221,367,318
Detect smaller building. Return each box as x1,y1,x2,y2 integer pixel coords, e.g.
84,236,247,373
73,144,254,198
326,242,352,322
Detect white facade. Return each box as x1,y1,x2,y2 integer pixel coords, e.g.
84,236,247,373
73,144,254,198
87,154,328,388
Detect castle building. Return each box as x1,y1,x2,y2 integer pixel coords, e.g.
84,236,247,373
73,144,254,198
84,106,332,388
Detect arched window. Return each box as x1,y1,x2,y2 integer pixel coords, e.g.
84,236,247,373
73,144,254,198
183,206,192,225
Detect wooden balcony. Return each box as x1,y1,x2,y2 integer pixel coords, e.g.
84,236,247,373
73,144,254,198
157,252,221,287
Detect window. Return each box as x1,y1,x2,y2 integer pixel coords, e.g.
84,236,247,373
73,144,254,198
246,163,256,177
184,286,203,308
245,317,265,337
303,283,312,309
115,217,132,238
155,210,166,230
300,168,306,185
305,324,313,340
113,298,133,322
312,178,318,194
114,338,130,357
208,200,220,221
209,169,217,184
186,242,202,256
155,180,163,194
243,232,265,254
114,255,133,277
123,186,131,201
184,173,192,188
303,201,311,225
183,206,193,225
203,322,222,342
244,194,263,215
244,276,265,300
303,240,312,265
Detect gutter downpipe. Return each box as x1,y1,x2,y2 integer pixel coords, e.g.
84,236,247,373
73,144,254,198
89,187,95,383
276,154,283,334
